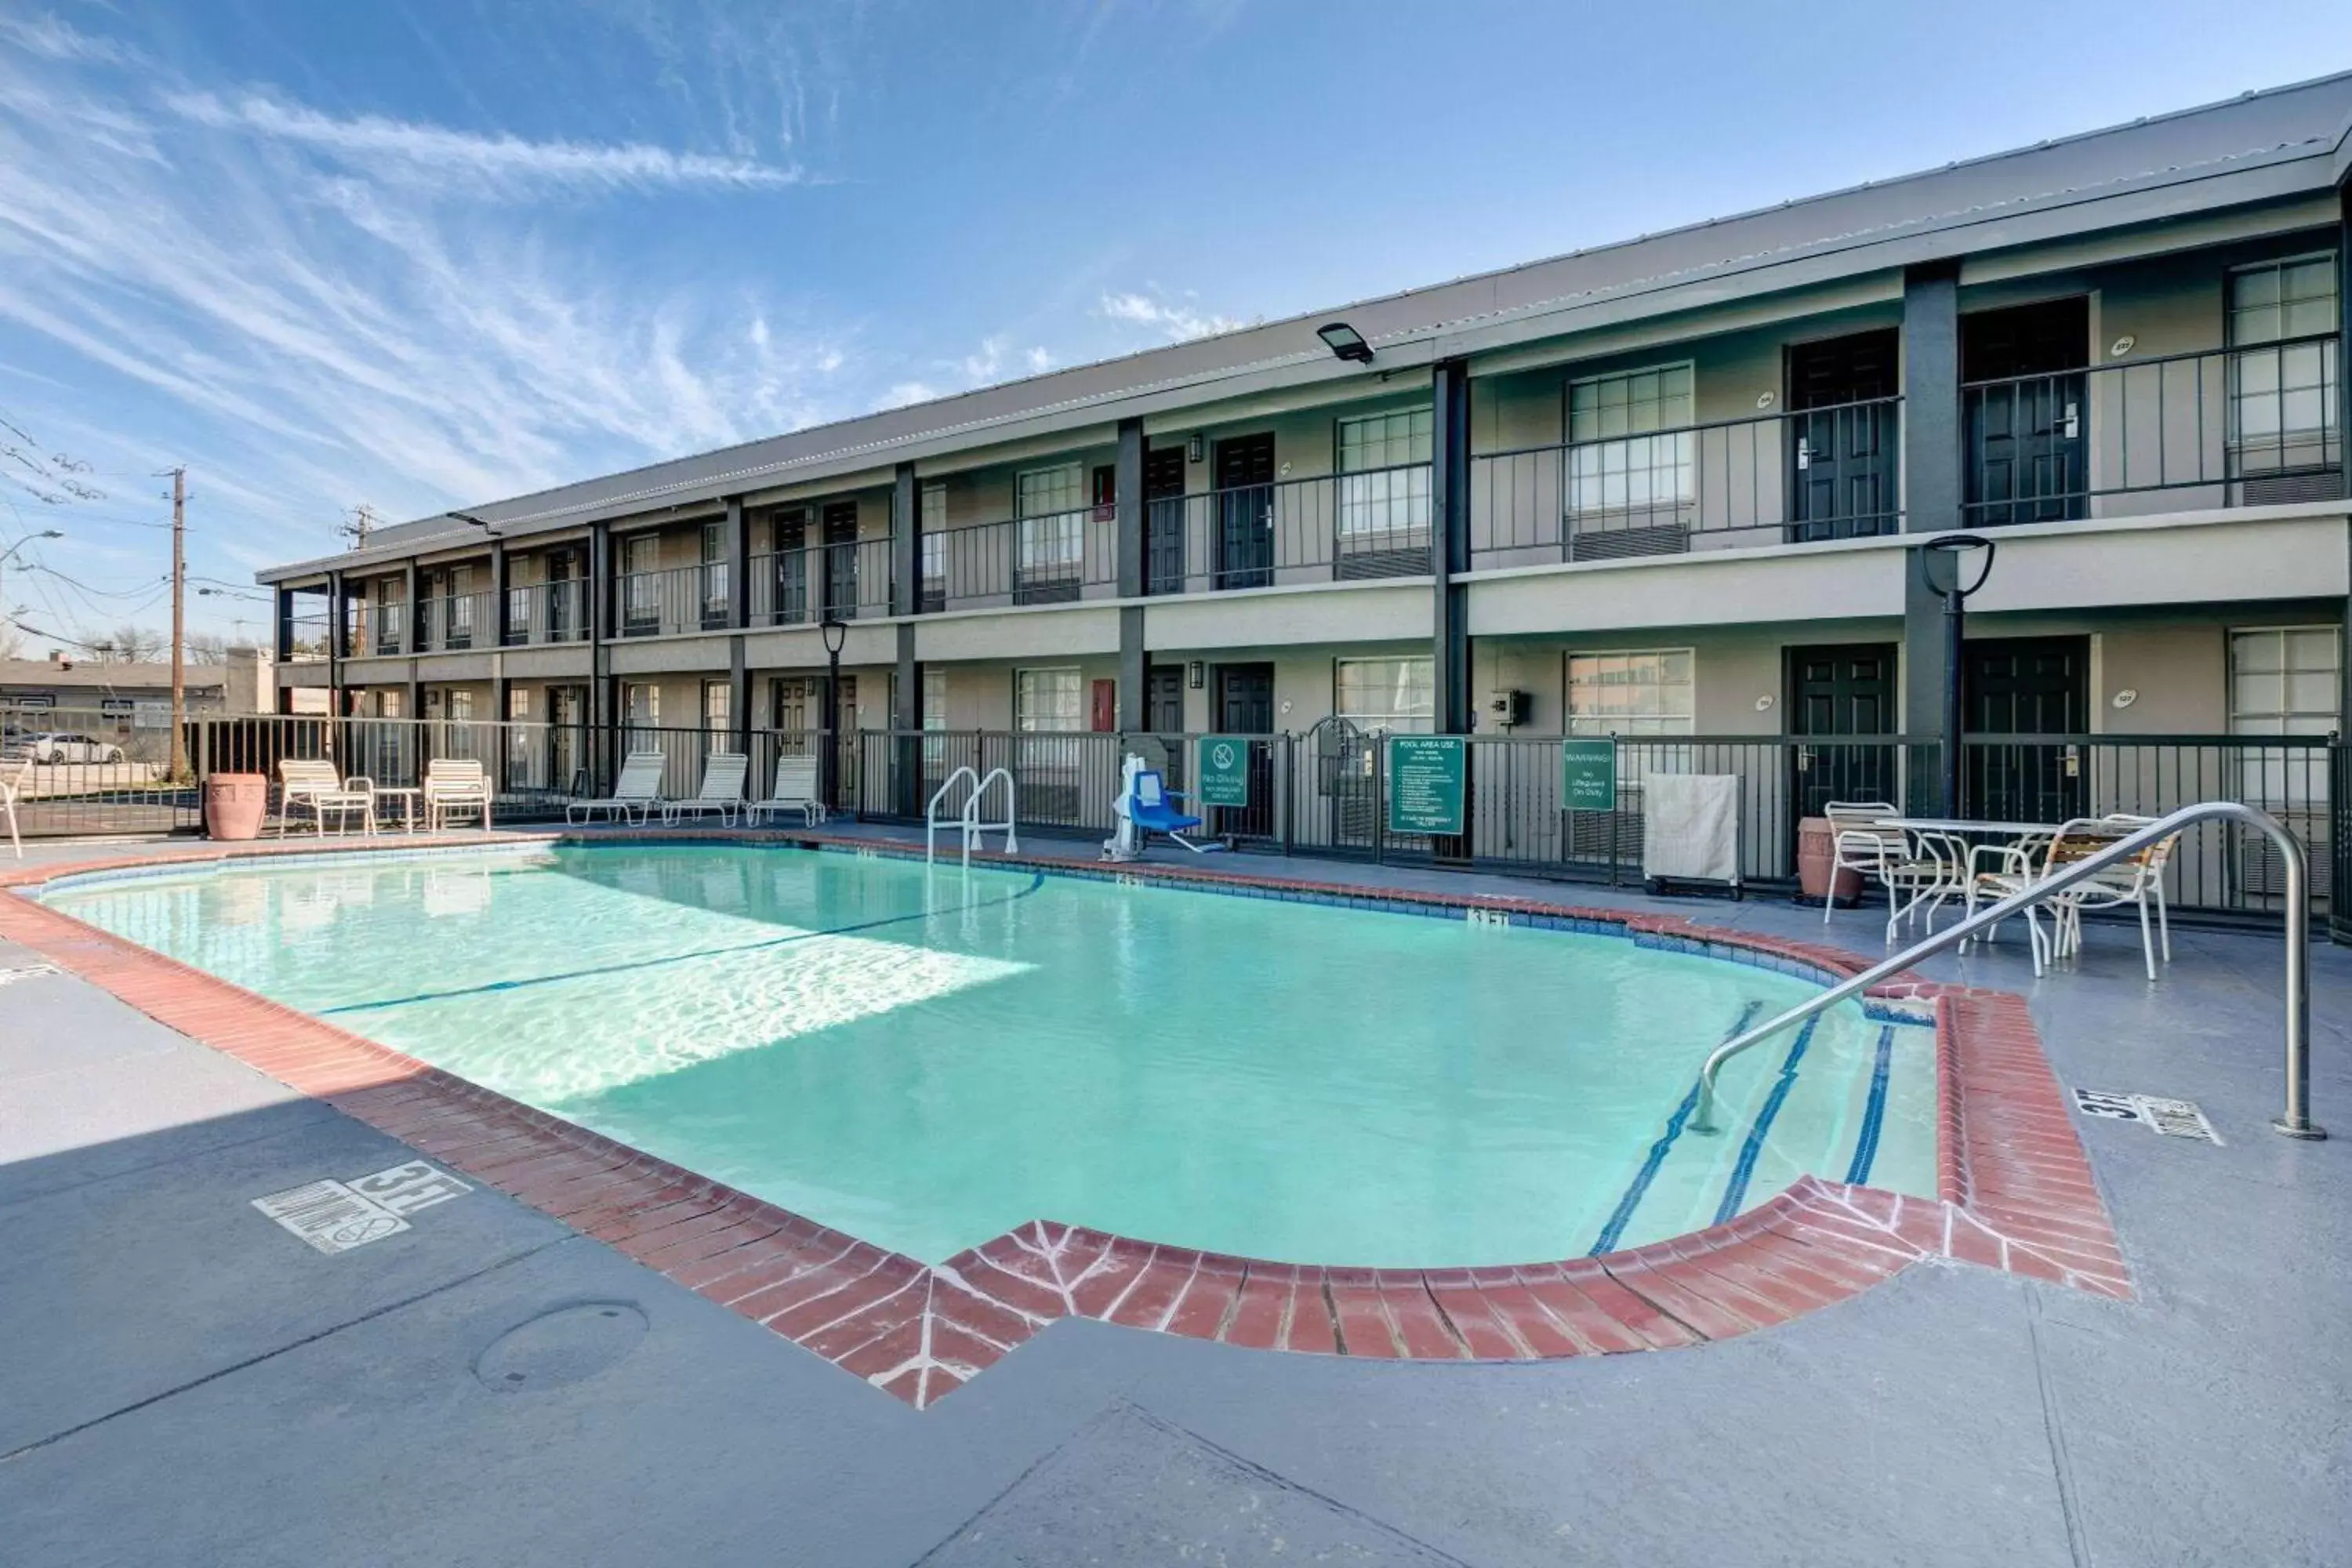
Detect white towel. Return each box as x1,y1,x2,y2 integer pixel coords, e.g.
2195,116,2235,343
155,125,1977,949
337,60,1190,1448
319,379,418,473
1641,774,1740,884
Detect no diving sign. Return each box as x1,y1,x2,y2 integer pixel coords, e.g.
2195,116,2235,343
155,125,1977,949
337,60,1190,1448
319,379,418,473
252,1160,473,1254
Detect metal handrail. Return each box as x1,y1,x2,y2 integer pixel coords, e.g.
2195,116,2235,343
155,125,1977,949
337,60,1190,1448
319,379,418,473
924,766,979,864
1688,800,2324,1141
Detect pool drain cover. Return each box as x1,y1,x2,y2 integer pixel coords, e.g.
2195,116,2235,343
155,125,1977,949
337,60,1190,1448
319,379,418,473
474,1302,648,1393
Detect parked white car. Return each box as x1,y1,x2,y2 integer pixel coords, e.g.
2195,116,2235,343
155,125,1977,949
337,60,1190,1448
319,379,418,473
26,732,127,764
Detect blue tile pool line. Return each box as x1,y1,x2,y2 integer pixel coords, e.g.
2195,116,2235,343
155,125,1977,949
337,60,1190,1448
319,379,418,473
1588,998,1766,1257
1711,1014,1824,1226
1842,1025,1899,1187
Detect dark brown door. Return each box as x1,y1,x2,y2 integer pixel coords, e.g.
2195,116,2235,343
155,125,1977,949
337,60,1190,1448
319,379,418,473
1788,644,1899,829
1213,434,1276,589
771,507,809,625
1963,636,2088,823
1146,663,1184,732
1787,331,1900,541
821,501,858,618
1144,445,1187,593
1963,298,2089,527
1215,662,1276,838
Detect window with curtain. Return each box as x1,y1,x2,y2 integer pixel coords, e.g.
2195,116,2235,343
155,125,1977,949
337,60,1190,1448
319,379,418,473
1334,656,1434,734
1016,463,1084,575
623,682,659,728
622,534,661,631
1566,649,1695,736
1014,667,1084,732
920,482,948,609
1567,364,1696,517
1337,408,1433,537
702,680,731,737
2231,626,2337,806
700,521,730,622
2228,255,2340,477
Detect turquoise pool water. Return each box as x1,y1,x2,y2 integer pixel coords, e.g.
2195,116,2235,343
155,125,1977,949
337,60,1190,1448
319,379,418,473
41,845,1936,1266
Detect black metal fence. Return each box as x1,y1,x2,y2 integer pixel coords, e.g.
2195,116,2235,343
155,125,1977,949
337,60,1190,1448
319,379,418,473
11,710,2347,931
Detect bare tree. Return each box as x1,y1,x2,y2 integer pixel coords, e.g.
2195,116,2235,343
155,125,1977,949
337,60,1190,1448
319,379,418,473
184,630,230,666
95,624,166,662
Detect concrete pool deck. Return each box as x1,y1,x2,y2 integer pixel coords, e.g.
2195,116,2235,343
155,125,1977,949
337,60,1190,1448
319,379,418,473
2,826,2346,1565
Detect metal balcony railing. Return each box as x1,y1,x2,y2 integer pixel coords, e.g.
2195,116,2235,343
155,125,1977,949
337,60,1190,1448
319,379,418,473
1470,397,1904,569
1962,335,2342,525
617,561,733,638
502,579,589,645
369,601,406,656
417,591,497,652
926,506,1118,612
1145,464,1433,596
747,537,895,625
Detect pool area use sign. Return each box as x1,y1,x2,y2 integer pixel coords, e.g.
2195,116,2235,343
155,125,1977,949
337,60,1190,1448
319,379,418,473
1561,739,1618,811
1387,735,1467,837
1196,735,1252,808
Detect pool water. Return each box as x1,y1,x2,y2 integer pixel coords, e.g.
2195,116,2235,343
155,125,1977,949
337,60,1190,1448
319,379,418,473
42,845,1936,1267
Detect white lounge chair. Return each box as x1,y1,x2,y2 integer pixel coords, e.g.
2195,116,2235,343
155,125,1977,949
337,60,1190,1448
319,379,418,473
565,750,666,825
423,757,492,832
745,753,826,827
2,754,27,858
662,751,749,826
275,757,373,836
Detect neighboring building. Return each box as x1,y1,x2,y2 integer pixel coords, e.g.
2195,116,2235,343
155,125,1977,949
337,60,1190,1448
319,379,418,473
257,74,2352,902
0,649,273,723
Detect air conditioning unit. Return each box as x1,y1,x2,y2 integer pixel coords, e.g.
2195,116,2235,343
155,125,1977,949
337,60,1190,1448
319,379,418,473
1486,689,1532,729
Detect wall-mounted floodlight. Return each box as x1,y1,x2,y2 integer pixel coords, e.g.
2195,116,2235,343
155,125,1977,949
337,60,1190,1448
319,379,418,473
1316,322,1374,364
450,510,501,539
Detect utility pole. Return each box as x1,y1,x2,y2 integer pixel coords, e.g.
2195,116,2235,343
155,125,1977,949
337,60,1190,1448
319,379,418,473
169,466,187,780
343,504,378,550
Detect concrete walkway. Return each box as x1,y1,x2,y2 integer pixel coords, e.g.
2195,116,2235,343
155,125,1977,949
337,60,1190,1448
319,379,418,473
1,829,2345,1566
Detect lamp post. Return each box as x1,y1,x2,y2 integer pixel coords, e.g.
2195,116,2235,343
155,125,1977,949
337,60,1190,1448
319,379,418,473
1921,533,1996,817
819,615,848,812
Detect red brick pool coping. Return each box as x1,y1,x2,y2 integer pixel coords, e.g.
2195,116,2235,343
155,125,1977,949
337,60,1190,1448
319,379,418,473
0,829,2132,1409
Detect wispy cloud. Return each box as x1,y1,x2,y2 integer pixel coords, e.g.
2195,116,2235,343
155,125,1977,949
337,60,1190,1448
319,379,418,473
0,13,137,66
164,91,804,196
1098,286,1252,341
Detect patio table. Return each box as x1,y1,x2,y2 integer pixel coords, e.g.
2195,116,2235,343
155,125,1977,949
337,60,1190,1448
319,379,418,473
368,786,422,834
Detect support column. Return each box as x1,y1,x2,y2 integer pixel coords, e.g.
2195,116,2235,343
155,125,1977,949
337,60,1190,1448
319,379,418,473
400,557,423,728
890,462,919,618
274,584,296,662
2337,171,2350,505
1116,418,1148,731
894,621,922,818
1901,260,1963,812
891,463,924,816
589,521,612,789
1432,358,1472,735
726,495,750,755
324,569,344,719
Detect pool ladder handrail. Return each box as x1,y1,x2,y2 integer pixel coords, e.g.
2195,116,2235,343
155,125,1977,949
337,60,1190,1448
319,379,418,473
1689,800,2323,1142
924,765,1019,867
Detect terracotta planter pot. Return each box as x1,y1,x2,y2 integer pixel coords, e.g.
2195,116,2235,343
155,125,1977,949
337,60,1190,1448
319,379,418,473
204,773,269,841
1796,816,1864,906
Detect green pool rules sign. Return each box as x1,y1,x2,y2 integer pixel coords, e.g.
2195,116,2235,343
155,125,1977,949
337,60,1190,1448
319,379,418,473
1561,737,1618,811
1196,735,1252,808
1386,735,1468,837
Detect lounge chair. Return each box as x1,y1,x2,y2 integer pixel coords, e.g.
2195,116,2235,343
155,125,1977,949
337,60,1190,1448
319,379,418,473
423,757,492,832
1,754,27,858
275,757,373,836
744,754,826,827
565,750,665,825
662,751,749,826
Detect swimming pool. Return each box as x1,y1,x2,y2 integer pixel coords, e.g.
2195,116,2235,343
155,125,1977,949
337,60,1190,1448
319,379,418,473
40,844,1936,1268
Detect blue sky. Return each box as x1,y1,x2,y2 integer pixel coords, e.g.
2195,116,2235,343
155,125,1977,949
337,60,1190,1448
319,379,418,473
2,1,2349,644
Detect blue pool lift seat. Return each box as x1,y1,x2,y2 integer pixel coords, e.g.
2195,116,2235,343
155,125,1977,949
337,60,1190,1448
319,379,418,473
1123,768,1221,855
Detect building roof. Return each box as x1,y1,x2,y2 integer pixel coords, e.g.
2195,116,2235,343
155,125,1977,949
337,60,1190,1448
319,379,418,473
262,69,2352,585
0,659,229,692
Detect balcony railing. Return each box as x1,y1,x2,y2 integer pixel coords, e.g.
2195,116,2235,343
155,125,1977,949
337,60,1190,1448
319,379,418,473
418,591,497,652
503,579,588,645
747,537,895,625
617,561,734,638
369,600,406,656
1963,335,2342,525
1470,398,1903,569
1145,463,1434,596
927,506,1118,612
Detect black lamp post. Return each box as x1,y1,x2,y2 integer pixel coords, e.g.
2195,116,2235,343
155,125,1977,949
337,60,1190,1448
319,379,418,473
1921,533,1996,817
819,615,848,811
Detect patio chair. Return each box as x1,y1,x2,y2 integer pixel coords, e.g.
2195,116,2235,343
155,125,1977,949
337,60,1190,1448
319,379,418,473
564,750,666,825
423,757,492,833
275,758,373,836
744,753,826,828
1821,801,1902,924
661,751,750,826
2053,814,2177,981
2,754,27,858
1964,816,2166,978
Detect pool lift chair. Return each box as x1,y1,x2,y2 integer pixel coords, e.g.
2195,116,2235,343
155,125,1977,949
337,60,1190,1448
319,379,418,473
1102,753,1223,861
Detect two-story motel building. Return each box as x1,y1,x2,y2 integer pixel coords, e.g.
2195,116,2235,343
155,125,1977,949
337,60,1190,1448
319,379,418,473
257,74,2352,887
